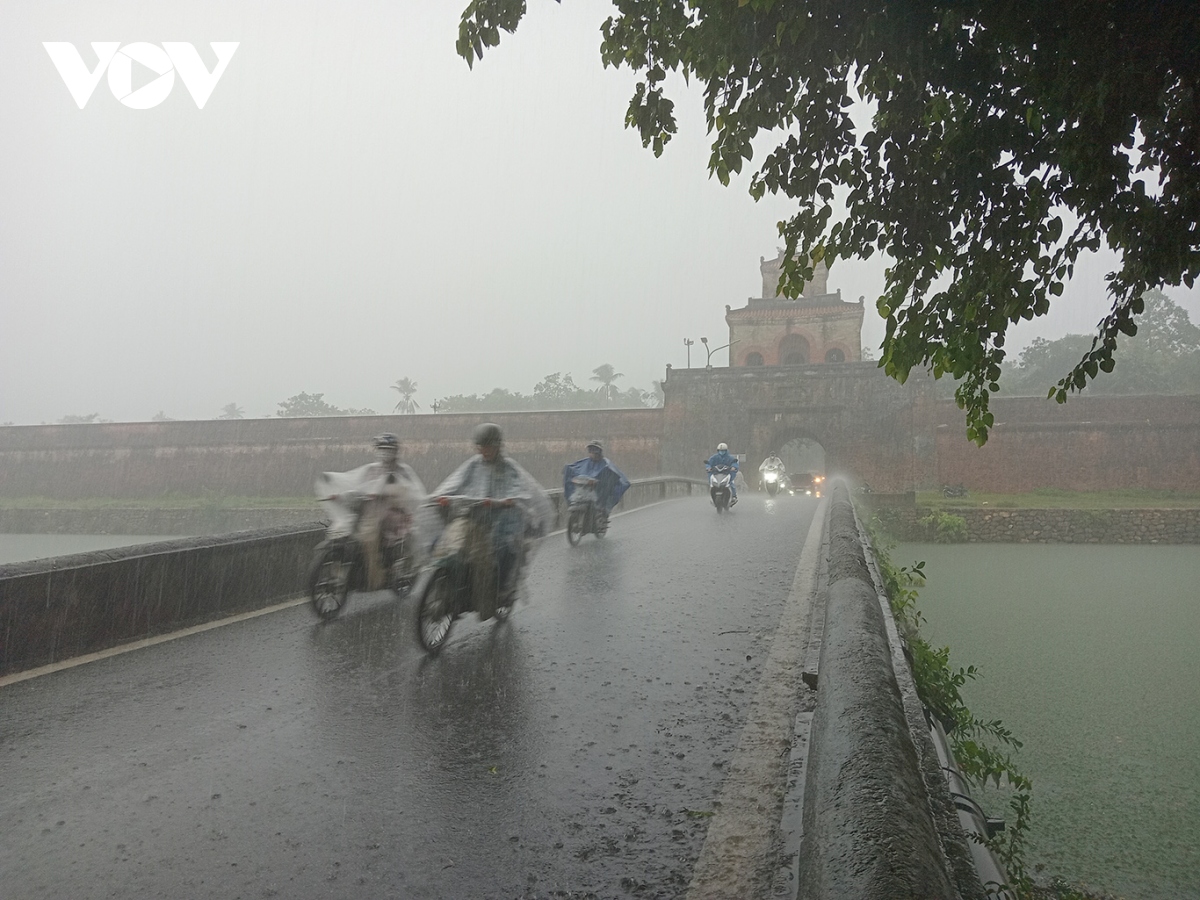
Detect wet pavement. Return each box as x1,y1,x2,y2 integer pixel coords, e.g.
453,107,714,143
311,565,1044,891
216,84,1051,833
1,493,819,899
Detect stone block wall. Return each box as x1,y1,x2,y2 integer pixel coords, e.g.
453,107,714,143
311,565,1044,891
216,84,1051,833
926,394,1200,493
0,409,664,501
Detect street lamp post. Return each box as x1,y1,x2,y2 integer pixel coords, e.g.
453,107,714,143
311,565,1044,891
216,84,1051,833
700,337,739,370
683,338,694,368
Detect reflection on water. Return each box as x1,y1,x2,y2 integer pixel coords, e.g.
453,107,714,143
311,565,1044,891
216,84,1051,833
899,543,1200,900
0,534,186,565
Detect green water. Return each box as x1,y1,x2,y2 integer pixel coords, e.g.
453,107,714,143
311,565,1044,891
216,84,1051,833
898,543,1200,900
0,535,184,565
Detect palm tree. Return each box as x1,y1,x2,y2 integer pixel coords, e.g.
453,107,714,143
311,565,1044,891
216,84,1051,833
391,378,420,414
219,403,245,420
590,364,624,405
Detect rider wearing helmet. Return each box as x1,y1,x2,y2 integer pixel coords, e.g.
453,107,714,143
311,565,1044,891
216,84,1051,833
373,432,401,469
706,441,740,506
759,451,786,490
424,423,553,609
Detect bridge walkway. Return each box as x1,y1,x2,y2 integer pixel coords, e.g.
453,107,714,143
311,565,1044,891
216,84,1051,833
1,493,822,899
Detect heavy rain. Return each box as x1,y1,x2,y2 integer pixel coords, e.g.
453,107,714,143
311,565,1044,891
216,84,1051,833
2,3,1199,900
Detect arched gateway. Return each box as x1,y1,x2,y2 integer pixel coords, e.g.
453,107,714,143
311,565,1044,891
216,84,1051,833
659,251,932,491
659,363,934,493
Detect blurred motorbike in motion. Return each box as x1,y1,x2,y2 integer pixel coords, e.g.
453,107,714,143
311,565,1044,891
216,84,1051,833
566,475,608,545
414,496,525,654
309,467,424,620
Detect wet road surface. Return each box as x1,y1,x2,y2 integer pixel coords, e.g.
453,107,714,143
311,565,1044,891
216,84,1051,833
2,493,820,899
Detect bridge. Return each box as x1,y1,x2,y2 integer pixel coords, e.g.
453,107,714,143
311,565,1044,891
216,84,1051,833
0,481,1004,900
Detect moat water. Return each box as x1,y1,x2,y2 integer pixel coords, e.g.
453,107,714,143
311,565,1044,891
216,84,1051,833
899,543,1200,900
0,534,185,565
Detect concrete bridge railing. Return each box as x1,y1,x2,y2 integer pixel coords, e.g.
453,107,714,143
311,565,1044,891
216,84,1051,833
0,477,705,679
791,482,1006,900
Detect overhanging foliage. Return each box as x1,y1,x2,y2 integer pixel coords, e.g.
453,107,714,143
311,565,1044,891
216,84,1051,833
459,0,1200,442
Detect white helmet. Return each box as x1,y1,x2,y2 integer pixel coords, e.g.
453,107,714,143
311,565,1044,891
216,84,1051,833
717,442,728,451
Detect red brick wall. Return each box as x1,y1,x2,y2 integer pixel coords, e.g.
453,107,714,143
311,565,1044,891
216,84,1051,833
928,395,1200,492
4,390,1198,501
0,410,663,500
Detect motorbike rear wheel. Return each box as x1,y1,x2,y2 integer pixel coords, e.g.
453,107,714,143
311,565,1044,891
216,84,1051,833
310,545,352,620
416,568,456,654
566,508,585,546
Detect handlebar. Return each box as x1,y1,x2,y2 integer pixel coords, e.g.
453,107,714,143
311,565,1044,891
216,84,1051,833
432,495,516,510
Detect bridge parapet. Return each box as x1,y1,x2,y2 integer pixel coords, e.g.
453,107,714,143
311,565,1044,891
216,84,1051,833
791,482,1002,900
0,477,703,679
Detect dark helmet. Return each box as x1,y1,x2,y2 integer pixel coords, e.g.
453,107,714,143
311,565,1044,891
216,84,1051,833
472,422,503,447
373,433,399,450
586,439,604,453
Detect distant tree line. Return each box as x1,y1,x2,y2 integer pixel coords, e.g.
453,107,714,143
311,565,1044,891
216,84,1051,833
276,392,377,418
1000,290,1200,398
434,368,663,413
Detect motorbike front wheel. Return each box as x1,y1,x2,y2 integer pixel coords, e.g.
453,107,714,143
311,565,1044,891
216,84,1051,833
566,508,585,546
766,481,778,496
310,545,352,620
416,568,456,654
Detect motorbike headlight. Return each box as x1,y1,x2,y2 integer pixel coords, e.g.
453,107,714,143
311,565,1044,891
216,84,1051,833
765,472,777,482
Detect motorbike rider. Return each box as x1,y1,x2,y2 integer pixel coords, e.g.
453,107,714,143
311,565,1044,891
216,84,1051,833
706,442,740,506
562,440,631,527
424,423,553,606
315,433,427,590
759,452,786,490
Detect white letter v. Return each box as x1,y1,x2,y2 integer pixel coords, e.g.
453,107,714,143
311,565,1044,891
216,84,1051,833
163,43,240,109
43,42,121,109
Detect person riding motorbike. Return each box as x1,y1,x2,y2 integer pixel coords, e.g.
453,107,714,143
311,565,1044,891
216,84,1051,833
562,440,631,529
706,442,740,506
420,423,553,610
759,453,786,491
313,433,427,596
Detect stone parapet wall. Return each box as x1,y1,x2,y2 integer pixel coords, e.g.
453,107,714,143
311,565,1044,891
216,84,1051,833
0,478,704,677
0,525,323,677
876,506,1200,544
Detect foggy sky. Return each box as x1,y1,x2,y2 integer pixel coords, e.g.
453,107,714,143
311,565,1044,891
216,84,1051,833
3,0,1197,425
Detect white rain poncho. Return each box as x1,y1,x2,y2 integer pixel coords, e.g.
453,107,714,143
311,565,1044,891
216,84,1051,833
314,462,428,590
416,452,553,617
421,453,553,552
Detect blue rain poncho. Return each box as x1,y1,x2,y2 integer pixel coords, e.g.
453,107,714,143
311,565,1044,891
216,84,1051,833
562,456,631,512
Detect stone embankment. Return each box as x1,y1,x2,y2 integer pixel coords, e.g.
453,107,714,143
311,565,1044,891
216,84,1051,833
876,505,1200,544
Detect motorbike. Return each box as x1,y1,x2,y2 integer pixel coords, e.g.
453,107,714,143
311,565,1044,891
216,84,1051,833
708,464,736,513
309,471,419,621
415,496,524,654
761,466,785,496
943,484,969,499
566,475,608,545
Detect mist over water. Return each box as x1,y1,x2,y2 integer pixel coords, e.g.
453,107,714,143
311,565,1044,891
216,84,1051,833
0,535,185,565
902,542,1200,900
